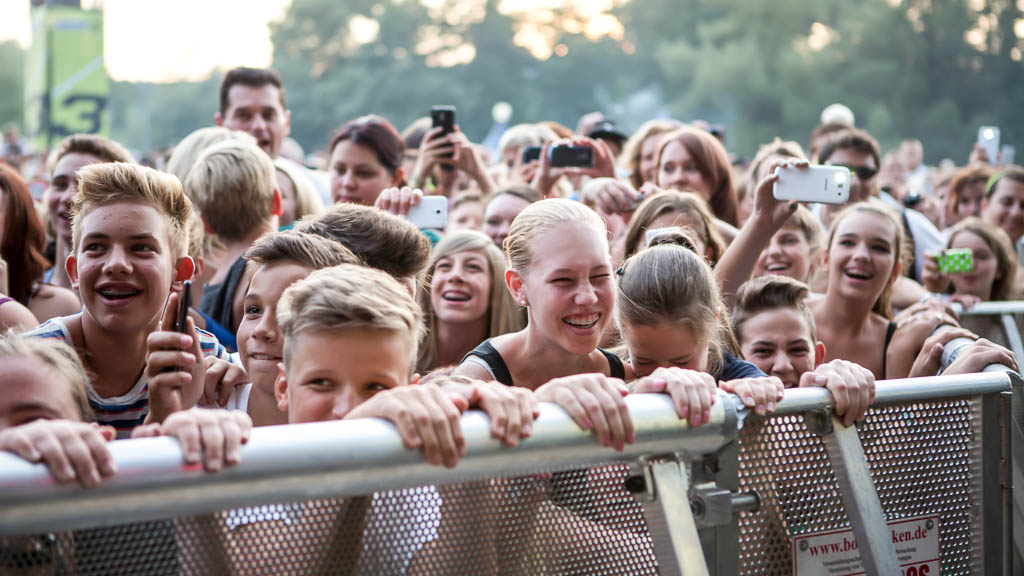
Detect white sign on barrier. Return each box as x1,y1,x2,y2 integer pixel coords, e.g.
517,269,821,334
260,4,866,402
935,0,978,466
792,515,940,576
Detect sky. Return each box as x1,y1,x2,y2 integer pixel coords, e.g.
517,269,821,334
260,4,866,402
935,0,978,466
0,0,626,83
0,0,295,82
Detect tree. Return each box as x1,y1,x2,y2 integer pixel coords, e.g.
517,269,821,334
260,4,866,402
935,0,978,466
0,42,25,130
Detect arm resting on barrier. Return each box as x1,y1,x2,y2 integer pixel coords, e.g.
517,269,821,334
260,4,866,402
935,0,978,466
0,408,251,488
942,338,1019,375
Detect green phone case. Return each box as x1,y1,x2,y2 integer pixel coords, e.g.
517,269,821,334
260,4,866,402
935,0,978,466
937,248,973,274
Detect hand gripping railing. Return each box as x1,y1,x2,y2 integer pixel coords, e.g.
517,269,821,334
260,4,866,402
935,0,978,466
0,394,738,537
950,300,1024,371
0,372,1019,576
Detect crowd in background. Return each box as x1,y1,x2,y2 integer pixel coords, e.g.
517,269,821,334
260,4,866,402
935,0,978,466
0,64,1022,570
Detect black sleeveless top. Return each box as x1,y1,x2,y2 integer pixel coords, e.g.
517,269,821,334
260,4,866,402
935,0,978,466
882,320,897,378
462,339,626,386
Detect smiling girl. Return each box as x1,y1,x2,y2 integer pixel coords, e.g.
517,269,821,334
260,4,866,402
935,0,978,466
751,206,822,285
453,199,639,450
455,199,623,388
808,201,907,379
418,230,523,372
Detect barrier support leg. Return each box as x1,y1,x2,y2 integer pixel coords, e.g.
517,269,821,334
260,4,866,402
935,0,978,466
806,411,901,576
632,458,709,576
1010,374,1024,574
692,442,741,576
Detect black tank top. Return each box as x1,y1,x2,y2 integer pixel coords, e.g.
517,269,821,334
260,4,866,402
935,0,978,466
882,320,897,378
462,339,626,386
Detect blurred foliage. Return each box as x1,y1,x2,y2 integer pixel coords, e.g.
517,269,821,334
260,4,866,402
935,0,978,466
0,41,24,129
2,0,1021,163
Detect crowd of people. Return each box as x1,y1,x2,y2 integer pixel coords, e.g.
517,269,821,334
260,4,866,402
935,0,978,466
0,65,1021,567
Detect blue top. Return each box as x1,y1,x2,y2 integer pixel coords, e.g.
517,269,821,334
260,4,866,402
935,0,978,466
719,352,766,381
199,309,237,353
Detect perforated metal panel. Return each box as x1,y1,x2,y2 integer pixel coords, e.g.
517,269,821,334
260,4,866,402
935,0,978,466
0,466,658,575
0,397,993,575
737,398,983,575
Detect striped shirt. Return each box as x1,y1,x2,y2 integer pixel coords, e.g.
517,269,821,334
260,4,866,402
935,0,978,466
26,314,231,438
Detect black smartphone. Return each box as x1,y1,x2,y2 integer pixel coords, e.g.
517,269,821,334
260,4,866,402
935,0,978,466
431,105,455,136
431,105,455,164
175,280,192,333
548,144,594,168
521,146,542,164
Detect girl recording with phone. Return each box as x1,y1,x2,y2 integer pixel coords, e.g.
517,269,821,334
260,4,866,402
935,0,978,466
920,217,1019,345
922,217,1018,304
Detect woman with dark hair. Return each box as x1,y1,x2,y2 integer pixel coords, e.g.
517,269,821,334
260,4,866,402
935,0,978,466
655,125,741,227
0,164,79,324
328,115,406,206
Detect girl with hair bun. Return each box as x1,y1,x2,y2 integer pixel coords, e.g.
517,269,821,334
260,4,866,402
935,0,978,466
621,189,725,264
616,228,784,423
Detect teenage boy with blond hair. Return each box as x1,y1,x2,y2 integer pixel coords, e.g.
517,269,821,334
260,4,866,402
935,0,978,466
27,163,230,436
275,264,535,460
189,265,534,574
44,133,135,292
187,138,281,337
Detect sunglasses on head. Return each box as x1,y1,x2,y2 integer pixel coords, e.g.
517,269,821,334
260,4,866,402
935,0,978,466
830,164,878,181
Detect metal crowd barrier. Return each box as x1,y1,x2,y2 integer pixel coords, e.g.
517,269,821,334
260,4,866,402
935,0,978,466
953,301,1024,370
0,372,1020,575
952,301,1024,575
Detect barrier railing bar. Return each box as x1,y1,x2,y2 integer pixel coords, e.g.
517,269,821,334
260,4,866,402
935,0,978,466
952,302,1024,316
770,372,1015,417
0,394,737,536
0,373,1016,575
1001,313,1024,371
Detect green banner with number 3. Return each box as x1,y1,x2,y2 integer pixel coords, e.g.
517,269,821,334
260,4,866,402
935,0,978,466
25,5,108,149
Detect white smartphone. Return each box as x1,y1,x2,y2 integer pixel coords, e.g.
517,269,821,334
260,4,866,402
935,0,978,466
978,126,1000,164
772,164,850,205
404,195,448,230
1001,145,1015,166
